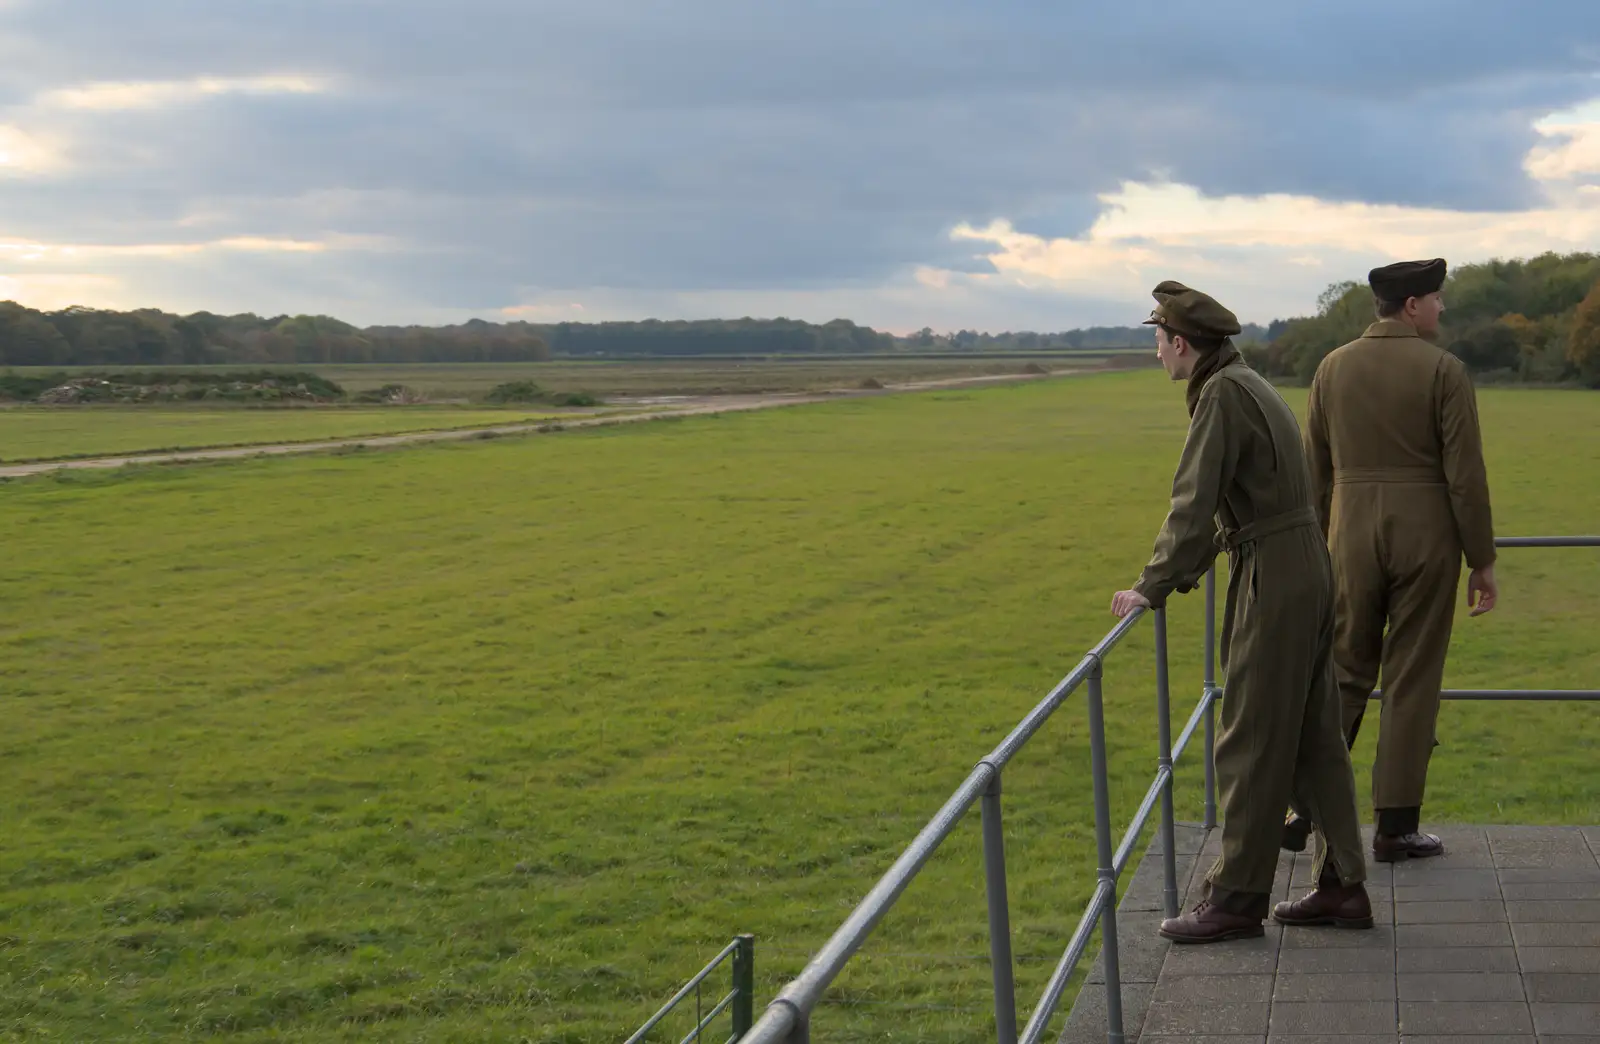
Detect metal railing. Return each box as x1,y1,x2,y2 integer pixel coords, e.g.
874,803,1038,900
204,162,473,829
732,534,1598,1044
626,935,756,1044
739,580,1212,1044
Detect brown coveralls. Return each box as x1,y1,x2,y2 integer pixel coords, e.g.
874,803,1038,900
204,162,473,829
1135,355,1367,914
1305,320,1496,825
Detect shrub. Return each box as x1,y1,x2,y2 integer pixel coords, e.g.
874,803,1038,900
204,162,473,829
484,380,545,404
484,382,601,407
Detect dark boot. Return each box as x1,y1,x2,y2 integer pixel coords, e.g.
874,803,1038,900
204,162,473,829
1373,806,1443,862
1373,832,1445,862
1281,811,1312,853
1274,879,1375,929
1158,900,1265,944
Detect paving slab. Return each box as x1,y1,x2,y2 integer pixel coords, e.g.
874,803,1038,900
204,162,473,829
1396,971,1526,1002
1397,921,1515,948
1400,1038,1532,1044
1512,921,1600,947
1396,945,1521,973
1058,823,1600,1044
1505,899,1600,922
1398,1001,1534,1036
1517,946,1600,973
1530,1002,1600,1035
1270,1001,1395,1035
1395,899,1508,923
1501,880,1600,901
1522,972,1600,1002
1142,1000,1270,1036
1272,972,1394,1002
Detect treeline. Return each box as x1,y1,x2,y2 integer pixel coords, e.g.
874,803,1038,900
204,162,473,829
9,252,1599,381
535,317,895,356
0,306,913,366
0,306,552,367
1246,252,1600,387
895,322,1275,352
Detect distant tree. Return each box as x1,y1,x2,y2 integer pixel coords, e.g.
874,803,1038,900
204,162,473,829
0,302,73,365
1567,280,1600,387
1514,251,1600,317
1446,320,1521,375
1444,263,1519,326
1498,313,1541,354
1265,281,1373,381
272,314,371,364
1317,280,1360,314
1256,253,1600,386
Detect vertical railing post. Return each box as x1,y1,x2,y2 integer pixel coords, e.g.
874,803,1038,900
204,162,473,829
732,935,756,1039
980,770,1019,1044
1202,567,1218,830
1153,608,1179,919
1086,660,1125,1044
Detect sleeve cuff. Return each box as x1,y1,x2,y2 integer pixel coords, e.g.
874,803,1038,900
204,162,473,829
1132,576,1169,609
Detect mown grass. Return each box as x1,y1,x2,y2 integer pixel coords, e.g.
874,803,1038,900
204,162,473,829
1,371,1596,1043
0,407,583,463
312,356,1126,399
8,354,1138,403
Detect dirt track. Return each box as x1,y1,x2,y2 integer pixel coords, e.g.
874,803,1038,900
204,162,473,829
0,371,1073,480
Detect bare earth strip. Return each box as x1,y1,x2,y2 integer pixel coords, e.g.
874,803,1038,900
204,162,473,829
0,371,1071,479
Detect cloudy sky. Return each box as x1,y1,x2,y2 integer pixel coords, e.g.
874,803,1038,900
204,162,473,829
1,1,1598,332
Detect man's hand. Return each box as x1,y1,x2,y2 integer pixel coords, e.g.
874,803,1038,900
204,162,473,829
1467,564,1498,617
1111,590,1152,618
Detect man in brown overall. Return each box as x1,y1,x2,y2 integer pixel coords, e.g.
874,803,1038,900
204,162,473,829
1283,258,1498,861
1112,281,1371,942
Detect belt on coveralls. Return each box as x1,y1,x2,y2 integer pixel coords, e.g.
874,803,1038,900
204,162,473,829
1215,505,1319,552
1333,465,1444,484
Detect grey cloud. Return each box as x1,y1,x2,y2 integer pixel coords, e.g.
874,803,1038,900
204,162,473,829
1,0,1597,325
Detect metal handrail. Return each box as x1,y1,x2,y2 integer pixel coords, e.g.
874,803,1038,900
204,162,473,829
741,582,1212,1044
728,534,1599,1044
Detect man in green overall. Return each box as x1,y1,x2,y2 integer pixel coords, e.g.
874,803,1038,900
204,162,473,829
1282,258,1499,861
1111,281,1372,942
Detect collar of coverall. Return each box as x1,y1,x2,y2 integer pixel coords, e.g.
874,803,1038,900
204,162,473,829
1362,319,1428,339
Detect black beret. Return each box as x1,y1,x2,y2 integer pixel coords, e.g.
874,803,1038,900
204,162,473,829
1141,280,1242,342
1368,258,1447,302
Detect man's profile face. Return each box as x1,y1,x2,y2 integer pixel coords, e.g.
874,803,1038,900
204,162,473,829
1155,327,1186,380
1411,292,1445,338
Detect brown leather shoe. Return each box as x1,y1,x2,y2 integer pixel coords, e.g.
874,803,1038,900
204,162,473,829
1274,882,1374,929
1158,900,1265,944
1373,832,1445,863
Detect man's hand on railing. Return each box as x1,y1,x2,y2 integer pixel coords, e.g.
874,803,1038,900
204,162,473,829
1111,589,1152,618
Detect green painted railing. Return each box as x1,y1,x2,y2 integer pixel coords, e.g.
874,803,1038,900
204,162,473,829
625,935,756,1044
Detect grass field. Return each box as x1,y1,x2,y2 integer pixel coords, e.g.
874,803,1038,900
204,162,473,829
316,356,1139,399
7,354,1145,403
0,407,596,463
0,355,1137,464
2,371,1596,1043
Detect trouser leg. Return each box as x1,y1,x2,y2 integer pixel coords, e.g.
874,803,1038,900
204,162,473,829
1203,556,1311,917
1373,549,1461,816
1331,509,1386,749
1283,507,1379,843
1292,637,1368,886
